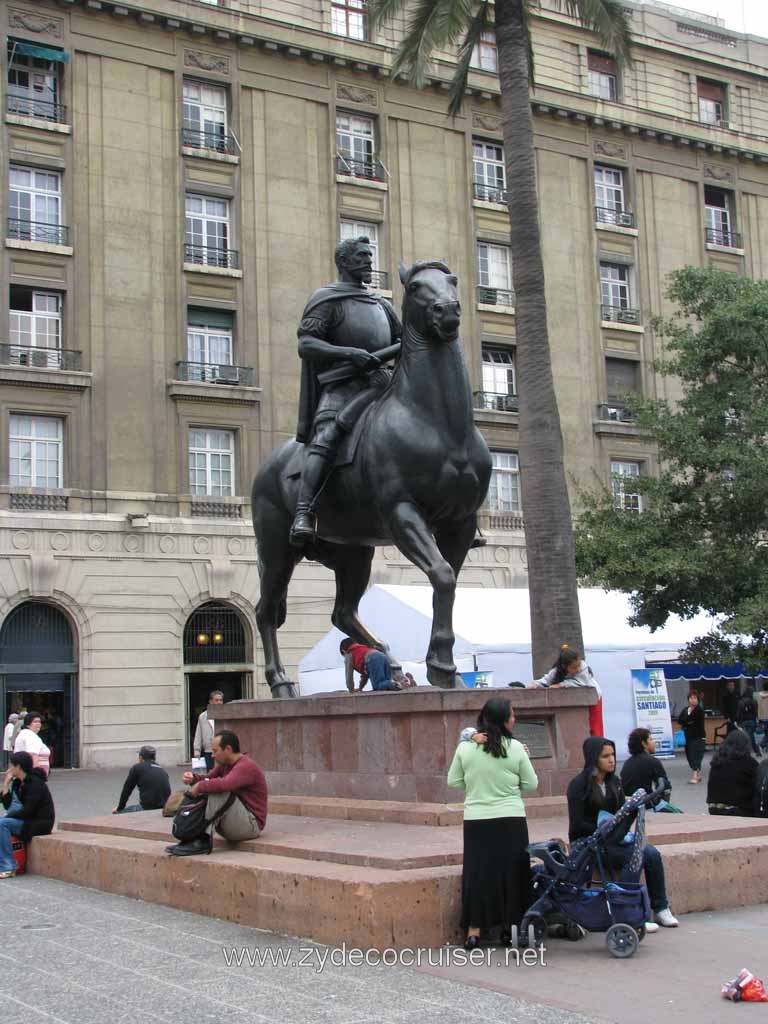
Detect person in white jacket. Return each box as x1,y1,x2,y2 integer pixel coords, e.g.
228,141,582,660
530,645,604,736
193,690,224,770
2,715,18,768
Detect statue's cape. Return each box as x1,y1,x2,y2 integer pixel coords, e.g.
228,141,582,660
295,285,400,444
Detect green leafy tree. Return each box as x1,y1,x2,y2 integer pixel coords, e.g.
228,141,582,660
366,0,632,673
575,267,768,668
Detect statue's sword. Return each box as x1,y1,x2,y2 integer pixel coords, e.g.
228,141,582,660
316,342,402,386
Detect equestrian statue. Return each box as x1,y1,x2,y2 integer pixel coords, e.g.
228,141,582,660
252,236,492,697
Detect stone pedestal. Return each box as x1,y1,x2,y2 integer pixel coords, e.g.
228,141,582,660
218,686,595,801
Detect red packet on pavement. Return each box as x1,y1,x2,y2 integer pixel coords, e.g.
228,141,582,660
722,969,768,1002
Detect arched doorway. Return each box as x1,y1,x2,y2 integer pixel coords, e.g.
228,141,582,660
0,601,78,768
183,601,252,757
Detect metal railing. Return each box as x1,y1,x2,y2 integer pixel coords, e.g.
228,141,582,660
184,243,240,269
597,402,637,422
10,493,68,511
601,304,641,325
473,181,506,203
489,511,524,531
181,127,237,155
176,361,254,386
0,345,82,371
595,206,636,228
473,391,518,413
6,95,67,123
477,286,516,308
190,500,243,519
367,270,389,289
7,218,69,246
335,154,386,181
705,227,742,249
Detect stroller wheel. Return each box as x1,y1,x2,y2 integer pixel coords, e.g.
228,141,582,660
605,923,639,959
526,914,547,948
565,922,585,942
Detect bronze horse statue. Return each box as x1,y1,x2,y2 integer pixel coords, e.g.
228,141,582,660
251,260,492,697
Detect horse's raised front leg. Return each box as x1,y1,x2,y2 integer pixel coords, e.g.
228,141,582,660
387,501,466,689
255,513,301,699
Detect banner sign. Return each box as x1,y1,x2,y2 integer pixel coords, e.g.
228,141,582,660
631,668,675,758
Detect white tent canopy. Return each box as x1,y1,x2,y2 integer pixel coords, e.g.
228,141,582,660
299,585,719,757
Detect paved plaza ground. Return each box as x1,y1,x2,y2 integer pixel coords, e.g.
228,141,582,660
1,751,764,1024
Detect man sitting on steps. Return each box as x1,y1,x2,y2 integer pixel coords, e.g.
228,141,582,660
166,730,268,857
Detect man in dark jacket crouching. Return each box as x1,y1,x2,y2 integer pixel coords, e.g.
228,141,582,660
0,751,55,877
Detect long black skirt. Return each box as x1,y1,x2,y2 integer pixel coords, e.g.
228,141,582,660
461,816,533,931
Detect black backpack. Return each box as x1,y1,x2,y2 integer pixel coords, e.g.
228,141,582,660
172,792,236,843
738,696,758,722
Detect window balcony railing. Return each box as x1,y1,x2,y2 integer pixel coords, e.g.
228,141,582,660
473,181,506,204
7,218,69,246
473,391,518,413
181,127,238,155
597,402,637,423
190,500,243,519
176,361,254,386
489,511,524,531
184,243,240,269
10,493,68,511
595,206,636,229
601,304,640,325
705,227,742,249
6,95,67,124
477,285,515,308
367,270,389,289
335,154,386,182
0,345,82,371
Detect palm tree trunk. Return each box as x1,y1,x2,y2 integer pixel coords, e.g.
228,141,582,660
495,0,584,675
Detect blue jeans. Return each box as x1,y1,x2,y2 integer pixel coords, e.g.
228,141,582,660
366,652,399,691
740,720,759,755
117,804,146,813
607,842,669,913
0,817,24,873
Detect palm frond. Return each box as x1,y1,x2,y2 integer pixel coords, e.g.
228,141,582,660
554,0,633,65
447,2,493,117
390,0,474,89
365,0,410,36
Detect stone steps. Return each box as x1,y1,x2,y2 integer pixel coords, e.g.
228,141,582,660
28,809,768,949
267,793,568,824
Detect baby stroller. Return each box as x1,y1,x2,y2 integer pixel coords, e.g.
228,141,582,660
520,781,666,958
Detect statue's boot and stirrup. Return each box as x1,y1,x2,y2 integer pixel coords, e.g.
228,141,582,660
290,446,335,546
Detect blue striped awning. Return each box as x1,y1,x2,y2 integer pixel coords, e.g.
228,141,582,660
649,662,768,682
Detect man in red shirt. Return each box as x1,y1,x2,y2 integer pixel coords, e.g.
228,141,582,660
167,730,267,857
340,638,403,693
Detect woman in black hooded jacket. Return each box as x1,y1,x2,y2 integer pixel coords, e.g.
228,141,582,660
567,736,678,929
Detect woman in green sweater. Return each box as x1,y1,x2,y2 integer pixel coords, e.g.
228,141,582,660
448,696,539,948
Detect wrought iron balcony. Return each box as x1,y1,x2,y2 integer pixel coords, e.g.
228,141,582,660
335,154,386,182
473,180,506,203
489,511,524,531
477,285,515,308
601,304,640,325
595,206,636,228
184,243,240,269
705,227,742,249
367,270,389,289
6,94,67,123
10,493,68,511
473,391,518,413
597,402,637,423
0,345,82,371
7,218,69,246
190,500,242,519
181,126,237,155
176,361,254,386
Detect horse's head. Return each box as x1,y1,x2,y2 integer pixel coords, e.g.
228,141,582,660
398,260,461,343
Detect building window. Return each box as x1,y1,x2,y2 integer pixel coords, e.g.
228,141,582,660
471,31,498,73
187,313,234,377
331,0,366,39
182,80,230,153
8,166,64,245
184,195,234,268
6,39,66,122
488,452,521,513
482,347,515,396
477,242,513,307
704,186,738,248
587,51,618,101
600,261,630,309
611,460,642,513
473,140,505,202
594,165,635,227
189,428,235,497
336,113,378,179
9,415,63,489
698,79,726,125
601,357,639,420
9,288,61,367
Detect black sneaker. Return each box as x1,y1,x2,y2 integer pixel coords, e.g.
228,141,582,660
166,836,212,857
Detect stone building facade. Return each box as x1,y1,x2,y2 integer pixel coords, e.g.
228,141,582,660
0,0,766,765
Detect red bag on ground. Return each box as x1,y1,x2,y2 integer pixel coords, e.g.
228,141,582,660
722,968,768,1002
11,836,26,876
